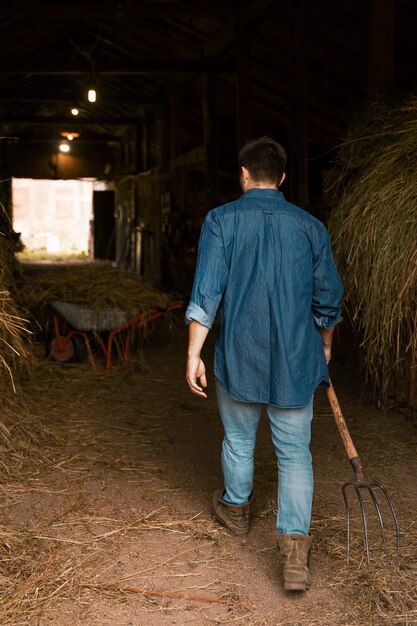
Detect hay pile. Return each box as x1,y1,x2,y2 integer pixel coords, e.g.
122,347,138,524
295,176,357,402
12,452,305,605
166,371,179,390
328,97,417,405
0,229,31,391
20,265,171,323
0,290,31,391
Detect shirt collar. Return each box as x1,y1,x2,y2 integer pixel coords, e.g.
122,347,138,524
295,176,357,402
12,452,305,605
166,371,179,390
243,188,284,199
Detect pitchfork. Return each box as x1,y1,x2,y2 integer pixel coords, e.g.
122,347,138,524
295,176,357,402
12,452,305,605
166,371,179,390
326,381,400,563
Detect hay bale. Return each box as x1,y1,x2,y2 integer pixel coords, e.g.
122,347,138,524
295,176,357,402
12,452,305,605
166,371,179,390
328,97,417,405
20,265,172,325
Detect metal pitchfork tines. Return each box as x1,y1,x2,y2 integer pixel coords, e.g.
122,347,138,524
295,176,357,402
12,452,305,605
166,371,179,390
326,381,400,563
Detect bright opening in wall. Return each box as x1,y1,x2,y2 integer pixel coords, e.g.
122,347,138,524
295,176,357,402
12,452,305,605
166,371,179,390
12,178,94,257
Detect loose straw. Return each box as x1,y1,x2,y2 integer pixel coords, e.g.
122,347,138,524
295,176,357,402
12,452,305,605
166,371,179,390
84,583,254,609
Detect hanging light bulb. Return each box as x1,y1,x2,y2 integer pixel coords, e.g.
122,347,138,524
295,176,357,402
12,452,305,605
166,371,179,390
59,142,70,153
71,108,79,116
60,131,79,141
87,62,97,103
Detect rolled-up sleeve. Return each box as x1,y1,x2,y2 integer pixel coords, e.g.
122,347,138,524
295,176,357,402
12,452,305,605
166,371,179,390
311,224,343,329
185,212,229,329
185,301,212,327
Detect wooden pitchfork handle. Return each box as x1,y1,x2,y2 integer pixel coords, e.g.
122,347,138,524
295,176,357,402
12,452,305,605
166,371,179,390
326,381,366,483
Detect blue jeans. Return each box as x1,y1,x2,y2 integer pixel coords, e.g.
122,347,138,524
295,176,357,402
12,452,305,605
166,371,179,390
216,380,314,536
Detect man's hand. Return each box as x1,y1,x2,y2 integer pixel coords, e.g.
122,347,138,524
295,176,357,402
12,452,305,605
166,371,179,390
186,355,207,398
320,326,335,365
186,320,210,398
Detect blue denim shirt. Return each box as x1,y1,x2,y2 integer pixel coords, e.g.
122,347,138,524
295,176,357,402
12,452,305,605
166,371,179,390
185,189,343,408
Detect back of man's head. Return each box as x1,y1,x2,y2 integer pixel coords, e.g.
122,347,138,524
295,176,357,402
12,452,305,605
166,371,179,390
238,136,287,185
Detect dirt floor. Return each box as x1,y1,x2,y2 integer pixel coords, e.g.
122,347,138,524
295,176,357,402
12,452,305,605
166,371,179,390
1,314,417,626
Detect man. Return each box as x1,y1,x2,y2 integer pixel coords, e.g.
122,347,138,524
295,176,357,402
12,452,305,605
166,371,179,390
185,136,343,592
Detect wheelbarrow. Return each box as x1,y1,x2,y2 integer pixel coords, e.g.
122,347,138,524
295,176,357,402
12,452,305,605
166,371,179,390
47,301,182,370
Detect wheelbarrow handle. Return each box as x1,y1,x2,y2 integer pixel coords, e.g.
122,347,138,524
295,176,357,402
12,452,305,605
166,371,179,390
326,381,366,482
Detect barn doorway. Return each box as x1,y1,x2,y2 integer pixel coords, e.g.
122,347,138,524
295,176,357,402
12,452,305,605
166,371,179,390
12,178,94,259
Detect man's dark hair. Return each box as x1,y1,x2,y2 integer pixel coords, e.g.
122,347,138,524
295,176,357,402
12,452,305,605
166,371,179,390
238,136,287,184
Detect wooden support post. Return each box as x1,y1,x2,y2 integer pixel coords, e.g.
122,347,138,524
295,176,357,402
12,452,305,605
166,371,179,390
159,100,170,172
141,110,152,172
203,72,218,213
134,125,141,173
169,86,182,160
0,140,12,224
236,20,253,150
119,132,131,174
152,100,171,284
368,0,395,92
289,0,308,208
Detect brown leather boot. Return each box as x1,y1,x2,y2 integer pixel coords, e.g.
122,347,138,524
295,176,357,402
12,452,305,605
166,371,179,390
212,489,251,536
277,534,312,591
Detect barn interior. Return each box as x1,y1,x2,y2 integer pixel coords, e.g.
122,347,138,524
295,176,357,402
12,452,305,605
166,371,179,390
1,1,417,625
1,0,415,283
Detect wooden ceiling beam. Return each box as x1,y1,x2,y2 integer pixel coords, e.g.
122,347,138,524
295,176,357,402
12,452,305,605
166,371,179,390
254,99,343,148
0,19,75,54
0,117,144,126
0,60,235,75
0,2,233,19
16,138,119,144
217,70,347,145
204,0,276,58
0,95,159,107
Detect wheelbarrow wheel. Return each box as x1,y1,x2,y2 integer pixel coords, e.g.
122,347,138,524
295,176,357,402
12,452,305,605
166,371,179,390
46,334,86,363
